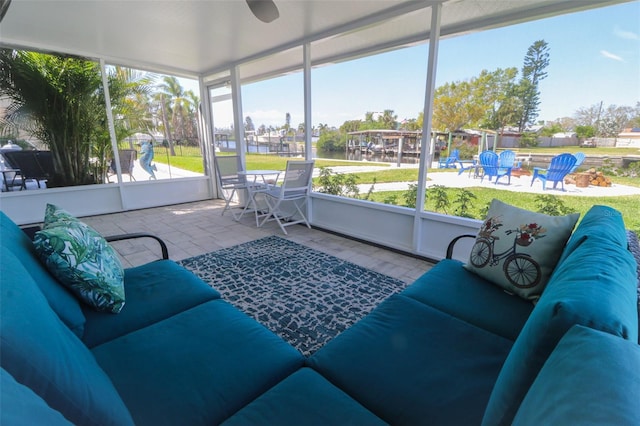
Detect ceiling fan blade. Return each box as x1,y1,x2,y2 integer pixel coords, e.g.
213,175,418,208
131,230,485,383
0,0,12,24
246,0,279,23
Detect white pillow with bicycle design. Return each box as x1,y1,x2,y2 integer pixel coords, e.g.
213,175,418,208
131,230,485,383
464,199,579,301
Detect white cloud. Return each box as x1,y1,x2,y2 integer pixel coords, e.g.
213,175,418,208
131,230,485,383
614,26,640,41
600,50,624,62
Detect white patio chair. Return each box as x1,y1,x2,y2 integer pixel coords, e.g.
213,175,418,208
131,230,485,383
257,160,315,234
214,155,251,220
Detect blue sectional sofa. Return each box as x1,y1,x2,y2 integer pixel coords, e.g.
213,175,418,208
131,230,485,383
2,205,639,425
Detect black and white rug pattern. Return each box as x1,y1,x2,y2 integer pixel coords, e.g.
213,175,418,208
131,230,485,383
178,236,409,356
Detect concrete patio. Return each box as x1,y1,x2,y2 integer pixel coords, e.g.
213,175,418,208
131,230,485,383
80,199,434,284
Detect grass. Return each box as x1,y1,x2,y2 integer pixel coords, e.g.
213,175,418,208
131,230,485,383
152,148,639,233
154,152,383,173
366,187,640,234
241,155,385,170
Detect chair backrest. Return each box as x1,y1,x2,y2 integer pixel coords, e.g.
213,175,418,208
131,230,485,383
214,155,245,186
547,153,578,181
3,151,54,181
479,150,499,166
499,150,516,168
281,160,315,198
570,152,586,173
118,150,137,174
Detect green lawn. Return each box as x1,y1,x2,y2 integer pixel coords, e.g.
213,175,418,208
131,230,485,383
367,187,640,234
242,155,385,170
154,150,639,233
154,153,384,173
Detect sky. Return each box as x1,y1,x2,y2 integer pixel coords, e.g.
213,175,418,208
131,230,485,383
198,1,640,130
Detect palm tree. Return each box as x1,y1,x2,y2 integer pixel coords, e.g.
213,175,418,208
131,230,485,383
183,90,200,145
0,49,104,186
156,76,194,155
380,109,398,129
0,50,155,186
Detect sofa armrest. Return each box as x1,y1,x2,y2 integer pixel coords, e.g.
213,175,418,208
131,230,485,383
105,233,169,260
446,234,476,260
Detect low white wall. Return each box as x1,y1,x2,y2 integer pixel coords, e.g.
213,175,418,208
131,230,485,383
0,177,212,225
3,179,481,263
418,212,480,261
311,193,416,253
310,193,481,261
120,177,211,211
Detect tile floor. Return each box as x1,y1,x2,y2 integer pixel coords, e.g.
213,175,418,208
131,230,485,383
81,200,434,284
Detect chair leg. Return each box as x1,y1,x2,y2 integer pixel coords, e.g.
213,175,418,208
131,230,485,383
259,197,310,235
263,200,288,234
220,188,237,216
258,197,278,228
234,190,255,222
293,200,311,229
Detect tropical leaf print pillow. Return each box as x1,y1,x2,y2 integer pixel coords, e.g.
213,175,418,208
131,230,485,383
34,205,125,313
464,199,579,301
42,202,78,227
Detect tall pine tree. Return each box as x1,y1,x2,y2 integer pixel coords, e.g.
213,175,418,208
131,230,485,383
518,40,550,131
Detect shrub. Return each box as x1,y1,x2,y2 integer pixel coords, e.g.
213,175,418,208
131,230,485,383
455,141,478,160
519,132,539,148
427,185,450,214
316,130,345,152
315,167,359,197
534,194,576,216
453,188,477,218
403,183,418,208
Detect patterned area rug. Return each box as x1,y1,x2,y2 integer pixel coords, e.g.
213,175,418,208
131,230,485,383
178,236,409,356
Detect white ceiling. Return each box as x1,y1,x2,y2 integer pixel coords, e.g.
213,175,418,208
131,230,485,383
0,0,630,83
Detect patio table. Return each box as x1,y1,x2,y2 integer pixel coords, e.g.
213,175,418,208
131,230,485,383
237,170,282,225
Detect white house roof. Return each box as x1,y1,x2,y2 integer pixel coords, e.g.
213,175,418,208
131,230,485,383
0,0,629,83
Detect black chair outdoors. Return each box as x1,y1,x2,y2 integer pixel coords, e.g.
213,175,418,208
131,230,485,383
107,149,137,182
2,151,54,189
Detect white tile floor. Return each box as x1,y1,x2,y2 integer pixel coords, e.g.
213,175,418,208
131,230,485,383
81,199,434,284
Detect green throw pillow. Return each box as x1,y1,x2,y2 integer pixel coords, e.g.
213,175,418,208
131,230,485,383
43,202,78,227
464,199,579,300
34,204,125,314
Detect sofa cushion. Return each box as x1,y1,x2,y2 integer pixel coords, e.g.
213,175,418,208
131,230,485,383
482,237,638,426
82,260,221,347
627,229,640,344
401,259,534,341
222,368,387,426
0,211,85,337
464,199,579,300
91,299,304,426
0,247,134,426
34,205,126,313
513,325,640,425
557,204,629,265
1,367,73,426
308,294,513,425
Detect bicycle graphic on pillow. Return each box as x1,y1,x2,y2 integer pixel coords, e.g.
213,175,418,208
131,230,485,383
470,219,543,289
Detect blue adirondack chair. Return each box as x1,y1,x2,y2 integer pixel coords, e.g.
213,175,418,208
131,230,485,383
499,150,517,169
569,152,586,173
530,153,577,191
479,150,511,184
438,149,460,169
